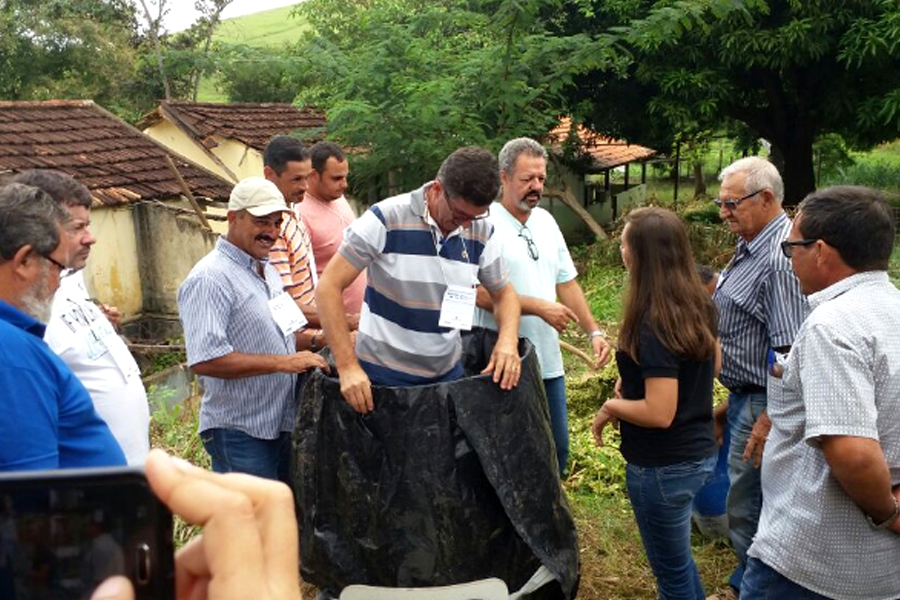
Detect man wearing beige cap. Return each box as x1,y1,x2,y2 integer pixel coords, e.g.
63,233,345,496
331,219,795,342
178,177,329,483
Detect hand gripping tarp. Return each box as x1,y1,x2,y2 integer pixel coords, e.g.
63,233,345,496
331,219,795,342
292,328,579,599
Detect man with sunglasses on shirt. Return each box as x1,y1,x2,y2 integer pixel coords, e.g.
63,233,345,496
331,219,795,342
473,137,611,476
706,156,807,600
317,146,521,414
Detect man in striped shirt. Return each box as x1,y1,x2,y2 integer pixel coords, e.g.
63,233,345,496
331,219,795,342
708,157,807,600
263,136,319,326
178,178,329,483
317,146,522,413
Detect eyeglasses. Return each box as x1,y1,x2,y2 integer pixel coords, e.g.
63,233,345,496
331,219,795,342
713,189,764,211
780,238,817,258
43,254,71,277
519,226,539,261
444,191,489,224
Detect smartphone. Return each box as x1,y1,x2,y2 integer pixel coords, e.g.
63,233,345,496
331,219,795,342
0,467,174,600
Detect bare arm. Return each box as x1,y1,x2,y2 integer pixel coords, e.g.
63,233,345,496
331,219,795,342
557,279,611,368
480,282,521,390
191,351,328,379
821,435,899,531
316,253,372,412
602,377,678,429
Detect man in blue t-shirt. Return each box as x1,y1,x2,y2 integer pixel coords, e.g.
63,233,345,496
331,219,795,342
0,182,125,471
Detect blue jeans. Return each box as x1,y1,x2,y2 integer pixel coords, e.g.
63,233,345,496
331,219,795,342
626,455,717,600
725,390,767,591
544,376,568,475
201,428,293,485
741,557,833,600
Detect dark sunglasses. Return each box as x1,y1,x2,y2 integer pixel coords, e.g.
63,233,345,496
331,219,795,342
780,238,817,258
713,189,764,211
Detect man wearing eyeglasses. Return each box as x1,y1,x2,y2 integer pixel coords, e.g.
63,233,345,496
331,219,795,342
11,170,150,466
317,146,522,414
0,182,126,471
707,157,807,600
473,137,611,476
742,186,900,599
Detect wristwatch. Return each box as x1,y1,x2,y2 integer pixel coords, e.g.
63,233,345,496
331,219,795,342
866,496,900,529
588,330,606,341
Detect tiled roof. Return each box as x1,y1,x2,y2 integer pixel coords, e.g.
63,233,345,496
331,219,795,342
548,117,657,172
0,100,233,207
139,101,326,151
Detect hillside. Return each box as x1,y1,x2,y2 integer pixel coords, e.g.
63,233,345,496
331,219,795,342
212,3,308,48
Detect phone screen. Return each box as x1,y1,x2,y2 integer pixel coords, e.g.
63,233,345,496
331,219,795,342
0,468,174,600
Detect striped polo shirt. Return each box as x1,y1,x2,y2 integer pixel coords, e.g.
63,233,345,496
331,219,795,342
178,237,298,439
339,183,508,386
269,207,317,305
713,211,808,390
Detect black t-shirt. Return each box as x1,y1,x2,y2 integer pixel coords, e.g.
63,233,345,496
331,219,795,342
616,322,717,467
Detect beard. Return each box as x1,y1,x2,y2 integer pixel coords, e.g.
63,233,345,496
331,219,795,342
516,192,541,213
20,265,55,323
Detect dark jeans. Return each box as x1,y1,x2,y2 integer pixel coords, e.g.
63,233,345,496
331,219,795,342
741,557,833,600
544,376,568,475
201,428,293,485
626,455,716,600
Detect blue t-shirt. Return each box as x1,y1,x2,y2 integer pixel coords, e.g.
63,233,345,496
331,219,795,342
0,299,126,471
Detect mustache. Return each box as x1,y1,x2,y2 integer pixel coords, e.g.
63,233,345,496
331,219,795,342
255,234,276,243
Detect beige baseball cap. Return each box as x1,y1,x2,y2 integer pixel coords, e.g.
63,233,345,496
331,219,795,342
228,177,289,216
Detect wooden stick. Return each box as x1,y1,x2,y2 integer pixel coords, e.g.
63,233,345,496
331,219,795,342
560,339,596,368
165,155,212,232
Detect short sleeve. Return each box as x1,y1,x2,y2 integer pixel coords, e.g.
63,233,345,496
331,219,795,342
800,322,879,442
638,323,679,380
177,274,235,366
340,208,385,271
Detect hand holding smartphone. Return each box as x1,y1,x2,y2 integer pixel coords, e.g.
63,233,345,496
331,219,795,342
0,467,174,600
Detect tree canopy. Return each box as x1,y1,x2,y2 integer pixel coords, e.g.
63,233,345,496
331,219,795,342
557,0,900,204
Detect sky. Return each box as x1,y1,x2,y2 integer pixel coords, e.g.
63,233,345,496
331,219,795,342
163,0,301,32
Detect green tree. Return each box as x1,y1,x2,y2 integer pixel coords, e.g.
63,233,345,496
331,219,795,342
0,0,139,109
556,0,900,204
294,0,619,200
216,45,305,103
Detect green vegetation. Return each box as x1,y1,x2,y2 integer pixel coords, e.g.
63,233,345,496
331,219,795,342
212,4,308,48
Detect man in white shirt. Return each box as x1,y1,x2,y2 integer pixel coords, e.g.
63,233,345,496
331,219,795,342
474,138,610,475
11,170,150,465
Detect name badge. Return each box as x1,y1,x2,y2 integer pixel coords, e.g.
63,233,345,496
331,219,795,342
439,284,476,331
268,292,308,337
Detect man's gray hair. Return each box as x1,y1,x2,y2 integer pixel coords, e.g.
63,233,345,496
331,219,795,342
0,183,69,263
499,137,548,176
719,156,784,205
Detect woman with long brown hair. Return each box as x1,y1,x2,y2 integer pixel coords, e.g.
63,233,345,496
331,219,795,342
593,207,719,600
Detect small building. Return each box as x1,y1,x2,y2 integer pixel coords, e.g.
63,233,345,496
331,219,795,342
545,118,657,241
139,101,326,183
0,100,232,324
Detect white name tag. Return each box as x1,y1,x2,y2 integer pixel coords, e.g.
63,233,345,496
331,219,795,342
268,292,308,337
439,284,476,331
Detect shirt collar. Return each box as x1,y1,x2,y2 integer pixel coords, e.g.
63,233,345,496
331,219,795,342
0,298,46,338
740,211,789,255
807,271,889,310
216,237,268,272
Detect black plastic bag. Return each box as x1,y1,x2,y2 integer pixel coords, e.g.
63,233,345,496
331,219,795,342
293,328,579,599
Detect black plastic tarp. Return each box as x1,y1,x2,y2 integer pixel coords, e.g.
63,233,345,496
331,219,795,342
292,328,579,598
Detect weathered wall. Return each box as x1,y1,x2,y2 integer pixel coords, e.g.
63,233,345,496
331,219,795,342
134,201,219,316
210,138,263,181
143,122,264,184
83,206,143,316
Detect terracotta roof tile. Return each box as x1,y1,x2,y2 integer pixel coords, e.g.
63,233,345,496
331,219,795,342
548,117,657,172
139,101,326,151
0,100,233,207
